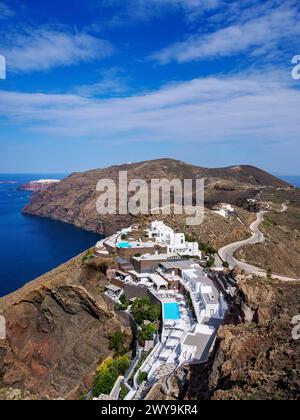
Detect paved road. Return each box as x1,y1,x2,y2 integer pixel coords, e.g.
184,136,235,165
218,204,299,282
219,210,267,271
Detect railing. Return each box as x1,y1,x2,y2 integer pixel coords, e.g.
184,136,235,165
124,347,142,382
133,342,162,390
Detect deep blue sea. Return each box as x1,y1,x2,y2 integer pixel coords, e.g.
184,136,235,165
280,175,300,188
0,174,101,297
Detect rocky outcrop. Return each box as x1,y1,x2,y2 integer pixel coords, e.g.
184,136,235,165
234,278,276,326
19,179,60,192
0,254,132,400
185,277,300,400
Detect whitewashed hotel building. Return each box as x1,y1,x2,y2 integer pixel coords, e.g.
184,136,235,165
147,221,199,257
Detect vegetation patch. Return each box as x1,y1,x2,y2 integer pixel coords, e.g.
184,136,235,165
108,331,131,356
93,356,130,397
118,294,129,311
206,256,215,268
82,248,95,262
138,323,157,346
119,385,129,400
131,297,161,325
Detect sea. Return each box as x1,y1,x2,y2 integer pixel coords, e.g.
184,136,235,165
280,175,300,188
0,174,102,297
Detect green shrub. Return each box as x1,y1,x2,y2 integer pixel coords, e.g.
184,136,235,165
114,355,130,374
131,297,161,324
93,356,130,397
206,257,215,268
109,331,129,356
199,242,216,255
119,294,128,308
139,323,157,345
82,248,95,262
185,234,196,242
119,385,129,400
138,371,148,383
93,370,118,396
148,304,161,322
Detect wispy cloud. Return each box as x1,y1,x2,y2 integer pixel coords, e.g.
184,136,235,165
0,1,15,20
2,27,115,73
101,0,221,25
0,72,299,148
74,67,130,97
150,2,300,63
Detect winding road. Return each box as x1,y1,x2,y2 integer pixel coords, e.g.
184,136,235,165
218,203,299,282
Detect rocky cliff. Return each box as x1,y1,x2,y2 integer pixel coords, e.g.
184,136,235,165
22,159,290,236
0,254,132,400
152,276,300,401
188,277,300,400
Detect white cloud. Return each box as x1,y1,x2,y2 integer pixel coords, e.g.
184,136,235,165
150,3,300,63
0,72,299,148
2,27,115,73
0,1,14,20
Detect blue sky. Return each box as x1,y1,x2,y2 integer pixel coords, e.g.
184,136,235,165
0,0,299,174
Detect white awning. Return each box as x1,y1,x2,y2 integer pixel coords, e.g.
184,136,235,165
149,274,168,288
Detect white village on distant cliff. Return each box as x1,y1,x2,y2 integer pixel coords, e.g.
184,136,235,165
92,219,233,400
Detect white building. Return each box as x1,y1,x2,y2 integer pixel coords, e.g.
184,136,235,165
212,203,235,218
181,265,222,319
178,324,216,364
147,221,199,257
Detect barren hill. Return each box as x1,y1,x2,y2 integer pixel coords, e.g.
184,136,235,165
22,159,289,236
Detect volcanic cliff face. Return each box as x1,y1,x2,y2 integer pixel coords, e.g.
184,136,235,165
22,159,290,236
0,254,132,400
187,277,300,400
151,276,300,401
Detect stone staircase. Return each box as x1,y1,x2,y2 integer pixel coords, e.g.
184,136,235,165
133,363,177,400
153,363,176,381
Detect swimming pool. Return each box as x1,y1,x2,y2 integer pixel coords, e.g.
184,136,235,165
117,242,133,249
163,302,181,320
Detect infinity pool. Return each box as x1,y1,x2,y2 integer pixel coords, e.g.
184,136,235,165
163,302,181,320
117,242,133,249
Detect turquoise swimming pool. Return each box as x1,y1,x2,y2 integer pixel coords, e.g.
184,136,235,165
163,302,181,320
117,242,133,249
